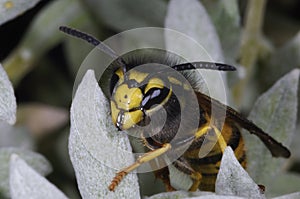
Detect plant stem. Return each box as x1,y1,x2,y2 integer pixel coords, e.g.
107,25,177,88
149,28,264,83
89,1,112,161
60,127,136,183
2,0,91,86
232,0,267,108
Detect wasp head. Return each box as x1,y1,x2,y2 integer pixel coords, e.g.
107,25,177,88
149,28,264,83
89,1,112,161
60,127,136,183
110,68,171,131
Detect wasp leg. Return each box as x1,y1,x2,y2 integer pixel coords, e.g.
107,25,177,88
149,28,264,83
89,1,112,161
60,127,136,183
109,143,171,191
195,126,212,138
192,124,227,156
258,184,265,194
212,125,227,153
140,132,157,150
173,157,202,192
154,167,176,192
189,172,202,191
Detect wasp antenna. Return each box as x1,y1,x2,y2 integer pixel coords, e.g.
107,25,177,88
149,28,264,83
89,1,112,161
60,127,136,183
59,26,118,59
59,26,128,72
59,26,100,46
172,62,236,71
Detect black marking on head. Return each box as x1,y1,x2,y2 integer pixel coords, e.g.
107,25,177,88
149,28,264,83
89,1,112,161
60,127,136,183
126,79,139,88
110,73,120,95
99,48,238,98
141,87,170,110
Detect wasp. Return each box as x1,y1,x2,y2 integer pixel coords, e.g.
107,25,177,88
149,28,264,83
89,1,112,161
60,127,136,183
60,26,291,192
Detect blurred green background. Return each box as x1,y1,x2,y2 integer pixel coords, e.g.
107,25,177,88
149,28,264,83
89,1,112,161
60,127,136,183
0,0,299,198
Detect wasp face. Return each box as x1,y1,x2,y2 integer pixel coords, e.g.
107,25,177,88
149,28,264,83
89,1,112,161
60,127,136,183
110,68,171,131
110,81,144,130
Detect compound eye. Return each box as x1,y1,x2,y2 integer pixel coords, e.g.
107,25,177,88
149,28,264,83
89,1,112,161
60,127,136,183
141,87,169,110
110,73,120,95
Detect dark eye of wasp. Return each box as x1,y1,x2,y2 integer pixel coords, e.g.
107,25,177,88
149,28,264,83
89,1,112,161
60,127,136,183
110,73,119,95
142,87,169,110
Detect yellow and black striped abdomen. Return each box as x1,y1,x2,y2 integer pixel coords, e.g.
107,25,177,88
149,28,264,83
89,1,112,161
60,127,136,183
183,122,246,191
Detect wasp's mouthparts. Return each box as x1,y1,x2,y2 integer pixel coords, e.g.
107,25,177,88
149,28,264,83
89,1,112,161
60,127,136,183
116,121,123,131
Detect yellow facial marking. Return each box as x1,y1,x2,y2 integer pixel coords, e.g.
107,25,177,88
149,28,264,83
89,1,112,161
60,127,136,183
114,84,143,110
145,78,164,93
115,68,124,81
121,110,143,130
129,70,148,83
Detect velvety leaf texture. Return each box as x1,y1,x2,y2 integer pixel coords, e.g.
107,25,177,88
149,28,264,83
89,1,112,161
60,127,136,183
165,0,228,103
0,148,52,198
69,70,140,199
216,147,265,199
0,0,41,25
243,69,299,192
9,154,67,199
0,64,16,124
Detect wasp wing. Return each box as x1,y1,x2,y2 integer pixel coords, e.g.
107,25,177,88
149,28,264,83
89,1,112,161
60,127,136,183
196,92,291,158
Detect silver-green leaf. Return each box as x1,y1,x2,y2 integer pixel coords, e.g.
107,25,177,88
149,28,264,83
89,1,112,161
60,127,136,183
145,190,246,199
273,192,300,199
0,122,33,149
0,148,52,198
165,0,228,102
0,64,16,125
165,0,224,62
291,126,300,161
260,31,300,90
0,0,41,25
243,69,299,193
266,173,300,197
216,147,265,199
9,154,67,199
69,70,140,199
201,0,241,63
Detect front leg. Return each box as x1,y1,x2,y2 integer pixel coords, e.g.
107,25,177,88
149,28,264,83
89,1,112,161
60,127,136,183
109,143,171,191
